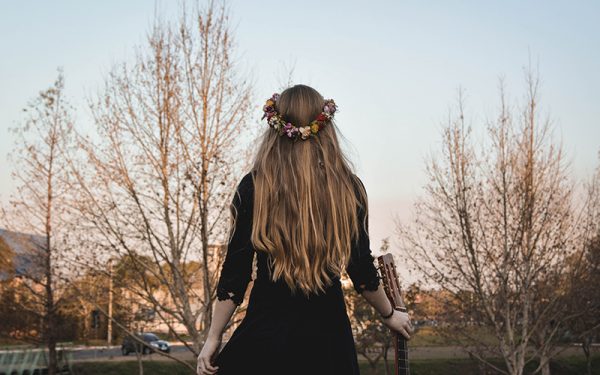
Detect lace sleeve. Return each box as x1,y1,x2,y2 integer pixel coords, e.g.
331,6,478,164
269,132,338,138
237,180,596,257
346,176,381,294
216,172,255,306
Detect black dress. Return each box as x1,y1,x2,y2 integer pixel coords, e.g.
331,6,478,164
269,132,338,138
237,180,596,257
214,171,381,375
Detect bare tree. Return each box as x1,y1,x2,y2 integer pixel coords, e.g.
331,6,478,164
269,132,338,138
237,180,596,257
395,69,576,375
68,0,254,353
566,155,600,375
1,71,75,375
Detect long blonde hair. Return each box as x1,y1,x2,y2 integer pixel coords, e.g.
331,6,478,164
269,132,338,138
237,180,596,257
248,84,368,296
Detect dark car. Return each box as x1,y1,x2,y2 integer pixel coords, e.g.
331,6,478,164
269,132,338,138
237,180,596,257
121,332,171,355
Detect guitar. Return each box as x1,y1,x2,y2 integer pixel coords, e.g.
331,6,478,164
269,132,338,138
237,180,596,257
377,253,410,375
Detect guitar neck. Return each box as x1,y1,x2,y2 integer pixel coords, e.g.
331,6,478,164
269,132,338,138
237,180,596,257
377,253,410,375
395,331,410,375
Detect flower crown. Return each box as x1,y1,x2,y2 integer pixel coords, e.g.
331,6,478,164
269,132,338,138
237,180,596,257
261,93,338,141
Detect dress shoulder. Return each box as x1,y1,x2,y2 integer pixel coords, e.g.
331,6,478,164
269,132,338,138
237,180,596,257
232,171,255,209
239,170,255,192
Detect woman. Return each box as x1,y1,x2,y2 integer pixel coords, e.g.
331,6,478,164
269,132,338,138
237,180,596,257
197,84,413,375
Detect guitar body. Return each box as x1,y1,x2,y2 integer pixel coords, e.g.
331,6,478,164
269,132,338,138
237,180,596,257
377,253,410,375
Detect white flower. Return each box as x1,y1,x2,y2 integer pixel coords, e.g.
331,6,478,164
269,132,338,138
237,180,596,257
300,126,311,139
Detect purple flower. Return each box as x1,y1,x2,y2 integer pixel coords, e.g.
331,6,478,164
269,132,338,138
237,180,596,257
323,100,337,115
284,123,298,138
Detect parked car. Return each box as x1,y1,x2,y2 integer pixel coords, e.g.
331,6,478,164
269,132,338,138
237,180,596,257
121,332,171,355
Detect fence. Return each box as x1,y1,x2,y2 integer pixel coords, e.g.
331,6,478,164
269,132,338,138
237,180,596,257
0,348,72,375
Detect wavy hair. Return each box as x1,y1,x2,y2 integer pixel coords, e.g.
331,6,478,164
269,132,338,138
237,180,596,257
247,84,368,296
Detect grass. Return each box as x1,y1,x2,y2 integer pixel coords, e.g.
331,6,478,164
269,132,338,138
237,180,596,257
409,325,502,347
71,360,194,375
408,326,448,346
360,357,600,375
71,356,600,375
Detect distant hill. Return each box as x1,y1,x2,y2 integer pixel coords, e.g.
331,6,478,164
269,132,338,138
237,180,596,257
0,228,45,281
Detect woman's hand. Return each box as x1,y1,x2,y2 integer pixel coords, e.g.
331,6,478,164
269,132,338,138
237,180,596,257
197,336,221,375
382,310,414,340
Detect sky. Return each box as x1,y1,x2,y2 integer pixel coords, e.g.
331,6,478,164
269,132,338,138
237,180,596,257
1,1,599,262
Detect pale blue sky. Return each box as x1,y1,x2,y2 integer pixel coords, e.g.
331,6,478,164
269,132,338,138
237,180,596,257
1,1,599,255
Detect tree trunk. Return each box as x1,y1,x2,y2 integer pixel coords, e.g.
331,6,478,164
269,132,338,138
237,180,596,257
540,352,551,375
582,336,592,375
200,164,213,350
369,361,377,375
135,349,144,375
108,259,113,346
44,235,58,375
44,280,58,375
382,344,390,375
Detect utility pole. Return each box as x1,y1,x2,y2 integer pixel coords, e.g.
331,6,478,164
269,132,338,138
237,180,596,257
107,258,114,346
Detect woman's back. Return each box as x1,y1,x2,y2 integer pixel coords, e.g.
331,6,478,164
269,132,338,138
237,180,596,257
214,170,380,375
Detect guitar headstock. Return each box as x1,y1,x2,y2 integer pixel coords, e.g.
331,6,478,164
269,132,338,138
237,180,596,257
377,253,406,312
